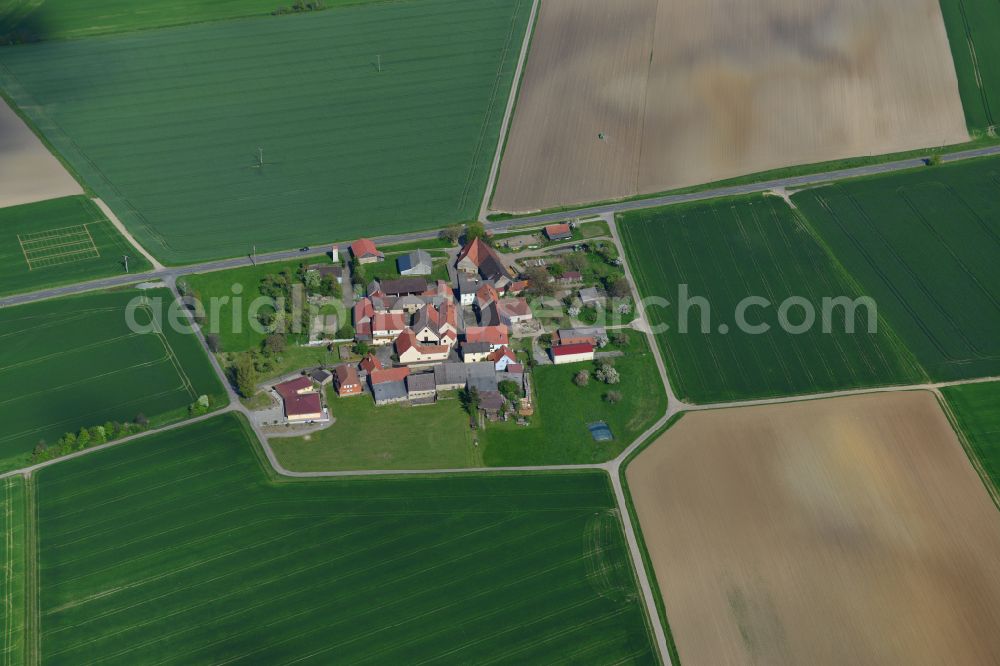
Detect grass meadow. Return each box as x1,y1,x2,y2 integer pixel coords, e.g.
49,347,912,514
794,157,1000,382
0,288,224,471
943,381,1000,497
0,0,532,264
30,413,656,663
0,196,151,297
482,335,667,466
0,476,26,666
271,391,478,471
186,254,329,352
939,0,1000,132
619,195,924,403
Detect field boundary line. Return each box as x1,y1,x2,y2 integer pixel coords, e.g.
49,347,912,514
477,0,540,221
21,475,38,666
91,198,164,271
15,234,31,272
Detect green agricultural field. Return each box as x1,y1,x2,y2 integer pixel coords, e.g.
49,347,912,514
939,0,1000,132
619,195,924,403
0,196,150,297
271,391,477,471
942,381,1000,496
0,0,379,41
0,288,225,471
0,476,27,665
30,413,657,663
185,255,330,352
482,335,667,466
0,0,532,264
794,157,1000,382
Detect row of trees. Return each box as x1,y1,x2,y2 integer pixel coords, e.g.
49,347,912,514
32,414,151,463
273,0,326,15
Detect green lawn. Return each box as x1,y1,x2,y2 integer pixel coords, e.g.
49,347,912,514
356,254,450,285
186,254,331,352
30,413,657,663
0,288,225,471
794,157,1000,382
0,476,26,666
939,0,1000,132
271,390,479,471
0,0,532,264
619,194,924,403
942,381,1000,496
0,0,385,41
0,196,151,296
482,335,667,466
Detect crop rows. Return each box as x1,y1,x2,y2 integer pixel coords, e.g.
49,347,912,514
794,157,1000,381
939,0,1000,131
0,289,223,468
620,195,923,403
31,414,655,664
0,0,531,263
0,477,26,666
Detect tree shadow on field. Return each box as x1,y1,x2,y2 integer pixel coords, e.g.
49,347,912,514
0,6,54,46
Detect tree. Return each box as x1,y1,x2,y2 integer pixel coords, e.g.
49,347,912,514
564,252,588,273
234,353,258,398
263,333,286,355
573,371,590,387
547,262,565,278
465,221,488,243
318,274,341,298
608,277,631,299
612,331,630,347
205,333,221,353
499,380,522,403
335,324,355,340
595,334,609,349
927,154,942,166
596,366,620,385
440,224,463,244
176,278,190,296
90,425,107,445
460,386,481,415
33,440,47,459
524,266,555,297
304,269,322,291
77,427,92,448
354,341,370,357
604,390,623,404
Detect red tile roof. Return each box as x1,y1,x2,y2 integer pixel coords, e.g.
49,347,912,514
457,237,492,267
488,346,516,363
500,297,531,317
545,223,572,237
275,376,313,398
353,298,374,323
552,343,594,356
372,312,407,334
350,238,381,258
274,377,322,417
334,364,360,386
465,325,509,346
359,354,382,373
283,392,322,417
369,367,410,385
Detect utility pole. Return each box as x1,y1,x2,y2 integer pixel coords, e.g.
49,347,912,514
377,55,381,73
123,255,129,273
251,244,256,266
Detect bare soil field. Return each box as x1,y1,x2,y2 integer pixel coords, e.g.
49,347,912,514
0,96,81,208
627,392,1000,665
492,0,969,212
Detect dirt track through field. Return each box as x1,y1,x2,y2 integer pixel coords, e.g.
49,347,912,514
627,391,1000,665
0,97,81,209
492,0,969,212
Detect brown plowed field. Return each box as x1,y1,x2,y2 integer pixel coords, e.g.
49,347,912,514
0,97,82,208
627,391,1000,665
492,0,969,212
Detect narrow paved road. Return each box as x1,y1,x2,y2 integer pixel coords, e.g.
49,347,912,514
6,144,999,311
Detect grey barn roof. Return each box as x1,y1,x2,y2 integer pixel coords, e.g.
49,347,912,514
372,381,407,403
